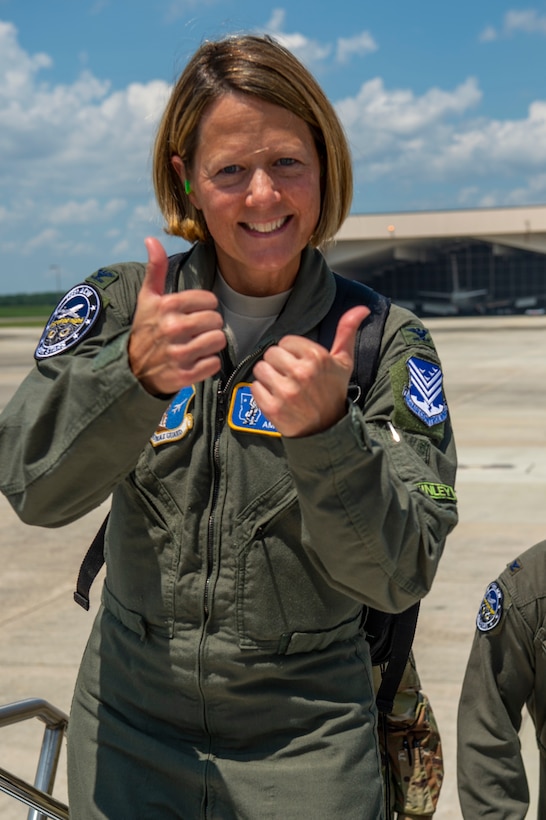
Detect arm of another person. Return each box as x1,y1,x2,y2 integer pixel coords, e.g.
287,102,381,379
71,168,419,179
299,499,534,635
457,590,535,819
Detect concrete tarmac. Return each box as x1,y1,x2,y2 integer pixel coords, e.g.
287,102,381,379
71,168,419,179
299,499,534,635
1,317,545,819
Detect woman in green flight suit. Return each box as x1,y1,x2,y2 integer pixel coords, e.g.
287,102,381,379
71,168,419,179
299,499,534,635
0,34,457,819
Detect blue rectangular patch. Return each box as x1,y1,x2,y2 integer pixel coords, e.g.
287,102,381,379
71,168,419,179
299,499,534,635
228,383,280,436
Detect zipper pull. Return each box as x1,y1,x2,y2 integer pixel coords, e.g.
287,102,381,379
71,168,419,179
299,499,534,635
387,421,401,442
216,382,226,425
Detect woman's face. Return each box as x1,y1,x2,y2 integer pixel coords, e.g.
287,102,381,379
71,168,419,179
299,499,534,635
173,92,321,296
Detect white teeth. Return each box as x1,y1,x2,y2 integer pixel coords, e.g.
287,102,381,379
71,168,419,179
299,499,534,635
246,218,286,233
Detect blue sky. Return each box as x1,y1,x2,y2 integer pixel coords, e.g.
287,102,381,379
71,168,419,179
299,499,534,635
1,0,546,294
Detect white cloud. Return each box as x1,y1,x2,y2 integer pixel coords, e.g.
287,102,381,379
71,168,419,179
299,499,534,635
266,10,379,68
266,9,379,68
111,238,131,256
459,171,546,210
46,198,127,226
505,9,546,35
164,0,219,22
336,31,378,63
0,21,171,210
441,107,546,176
90,0,110,14
457,186,481,205
0,20,176,290
506,172,546,202
480,9,546,40
338,72,546,212
3,13,546,291
23,228,62,254
129,201,163,227
479,25,498,42
338,76,482,145
265,9,332,67
0,21,51,100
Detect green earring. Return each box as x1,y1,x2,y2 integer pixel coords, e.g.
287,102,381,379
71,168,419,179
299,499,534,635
184,179,192,195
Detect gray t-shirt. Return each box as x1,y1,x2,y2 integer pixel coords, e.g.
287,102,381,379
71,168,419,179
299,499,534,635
213,271,292,362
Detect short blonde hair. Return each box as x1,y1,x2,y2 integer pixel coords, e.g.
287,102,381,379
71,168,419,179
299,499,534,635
153,34,353,246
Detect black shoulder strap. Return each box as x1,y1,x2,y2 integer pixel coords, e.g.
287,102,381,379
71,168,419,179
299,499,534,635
319,277,421,715
318,274,391,409
73,513,110,609
73,252,188,610
164,249,191,295
374,601,420,714
376,603,421,819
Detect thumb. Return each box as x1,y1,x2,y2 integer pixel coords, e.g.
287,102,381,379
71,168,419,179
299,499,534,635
329,305,371,366
141,236,169,297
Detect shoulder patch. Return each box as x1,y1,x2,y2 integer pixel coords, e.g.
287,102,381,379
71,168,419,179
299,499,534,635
416,482,457,502
151,386,196,446
476,581,503,632
404,356,448,427
390,358,445,441
400,326,435,348
86,267,120,289
35,284,102,359
228,383,280,436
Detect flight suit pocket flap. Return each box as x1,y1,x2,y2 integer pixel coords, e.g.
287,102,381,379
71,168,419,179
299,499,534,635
281,612,362,655
102,584,147,640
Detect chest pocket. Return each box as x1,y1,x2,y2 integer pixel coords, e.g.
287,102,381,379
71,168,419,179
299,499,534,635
234,473,362,655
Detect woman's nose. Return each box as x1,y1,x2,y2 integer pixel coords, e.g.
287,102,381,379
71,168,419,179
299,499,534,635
246,168,280,206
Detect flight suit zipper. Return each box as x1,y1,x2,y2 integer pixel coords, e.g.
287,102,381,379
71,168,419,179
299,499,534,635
203,381,225,617
202,343,273,618
199,343,274,816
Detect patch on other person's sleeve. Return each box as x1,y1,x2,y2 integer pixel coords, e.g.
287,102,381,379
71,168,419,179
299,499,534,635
476,581,503,632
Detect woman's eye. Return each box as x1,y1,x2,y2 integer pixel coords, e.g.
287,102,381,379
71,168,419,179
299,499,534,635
221,165,241,175
276,157,297,167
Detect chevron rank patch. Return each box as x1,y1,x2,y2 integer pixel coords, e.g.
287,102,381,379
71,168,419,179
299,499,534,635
35,284,101,359
404,356,448,428
476,581,503,632
151,385,195,446
228,383,280,436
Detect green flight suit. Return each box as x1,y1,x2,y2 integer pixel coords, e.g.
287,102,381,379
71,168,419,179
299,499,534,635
457,540,546,820
0,243,457,819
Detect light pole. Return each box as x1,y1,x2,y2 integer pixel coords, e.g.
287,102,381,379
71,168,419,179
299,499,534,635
49,264,61,294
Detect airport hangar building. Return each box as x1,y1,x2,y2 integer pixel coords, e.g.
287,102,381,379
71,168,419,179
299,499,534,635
325,204,546,316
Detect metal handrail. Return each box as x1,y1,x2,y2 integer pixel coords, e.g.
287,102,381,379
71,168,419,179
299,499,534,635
0,698,69,820
0,768,68,820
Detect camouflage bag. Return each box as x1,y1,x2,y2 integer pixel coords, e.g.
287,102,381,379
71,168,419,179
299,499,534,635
374,653,444,819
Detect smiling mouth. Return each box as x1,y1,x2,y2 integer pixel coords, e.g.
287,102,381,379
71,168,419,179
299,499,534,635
244,216,290,234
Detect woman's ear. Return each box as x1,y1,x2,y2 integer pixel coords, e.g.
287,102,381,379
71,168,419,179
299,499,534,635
171,156,200,209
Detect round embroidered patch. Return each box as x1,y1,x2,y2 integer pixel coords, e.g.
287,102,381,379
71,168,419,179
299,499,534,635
35,284,102,359
476,581,503,632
